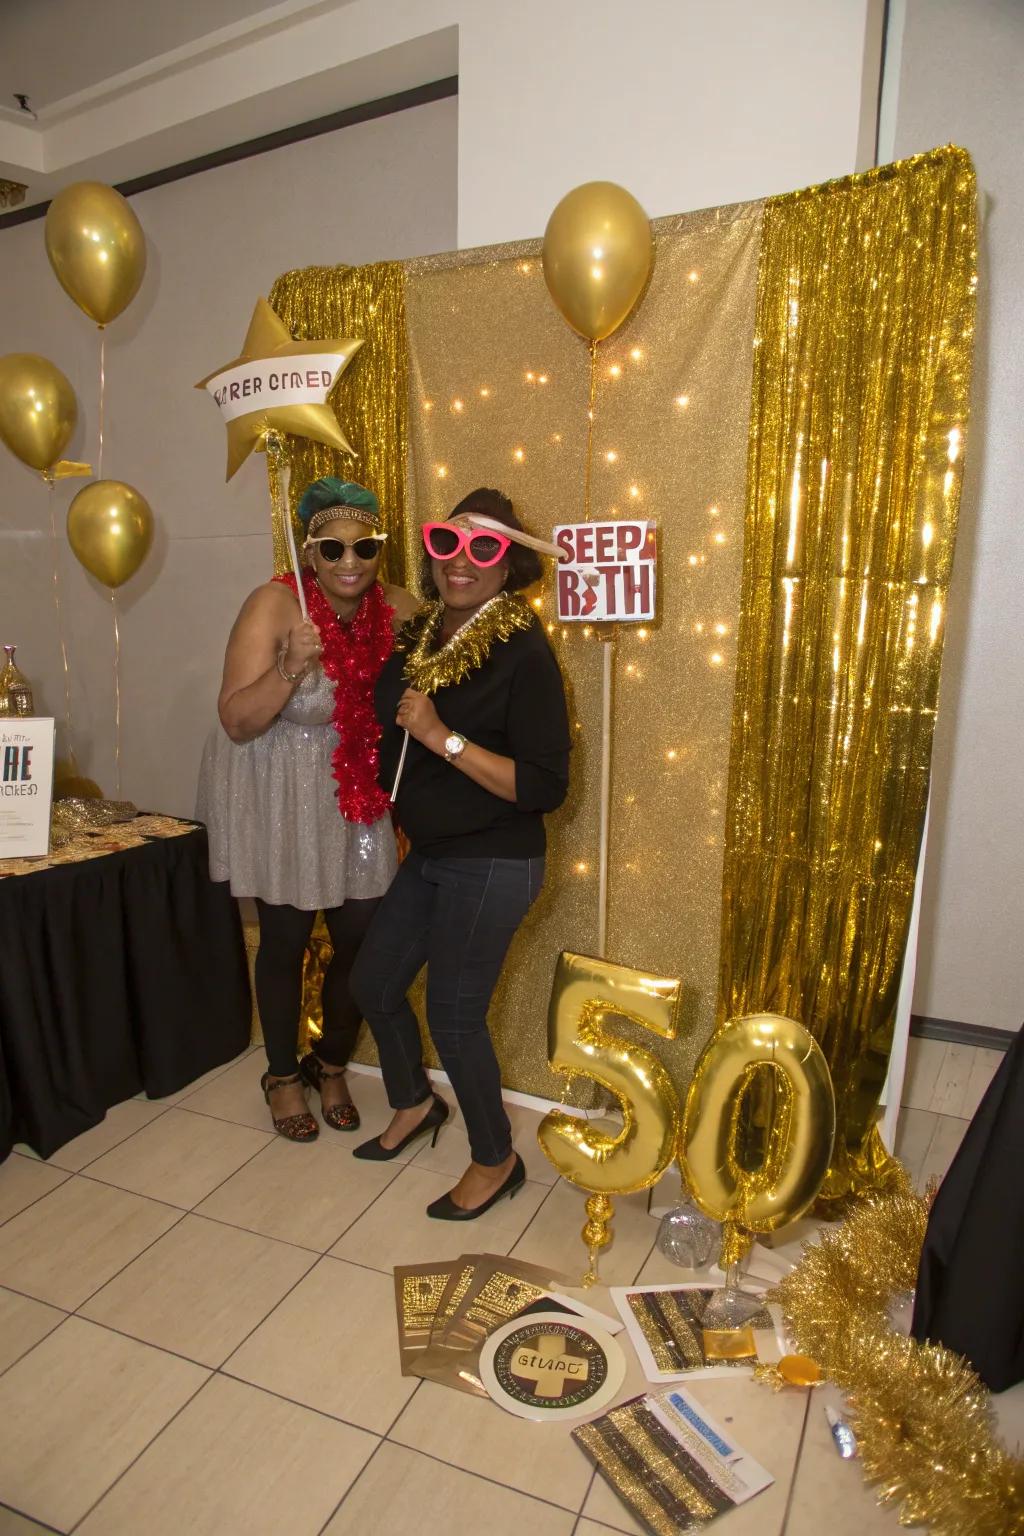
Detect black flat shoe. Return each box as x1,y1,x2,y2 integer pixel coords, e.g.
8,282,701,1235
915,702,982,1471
426,1154,526,1221
352,1093,449,1161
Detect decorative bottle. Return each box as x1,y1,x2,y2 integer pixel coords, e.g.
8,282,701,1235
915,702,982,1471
0,645,34,716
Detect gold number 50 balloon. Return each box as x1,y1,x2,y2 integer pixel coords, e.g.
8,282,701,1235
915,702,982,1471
680,1014,836,1266
538,951,684,1281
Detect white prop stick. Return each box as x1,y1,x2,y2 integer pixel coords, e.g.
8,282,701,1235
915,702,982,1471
390,729,410,803
279,460,309,621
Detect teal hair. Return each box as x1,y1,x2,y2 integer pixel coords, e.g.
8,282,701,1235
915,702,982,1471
296,477,380,531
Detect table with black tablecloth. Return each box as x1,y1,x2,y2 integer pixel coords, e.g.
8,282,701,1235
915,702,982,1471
0,815,252,1162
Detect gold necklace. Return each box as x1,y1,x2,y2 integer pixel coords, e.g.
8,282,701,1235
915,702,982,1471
401,592,533,696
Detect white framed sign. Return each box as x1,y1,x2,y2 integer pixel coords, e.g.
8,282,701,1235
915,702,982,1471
554,520,657,623
0,717,55,859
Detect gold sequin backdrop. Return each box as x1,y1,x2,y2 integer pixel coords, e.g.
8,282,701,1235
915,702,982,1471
263,147,974,1136
400,206,761,1099
719,147,977,1201
267,262,408,583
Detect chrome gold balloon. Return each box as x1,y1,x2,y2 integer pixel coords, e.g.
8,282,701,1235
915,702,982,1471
45,182,146,327
67,479,154,588
538,950,684,1195
680,1013,836,1236
542,181,653,342
0,353,77,473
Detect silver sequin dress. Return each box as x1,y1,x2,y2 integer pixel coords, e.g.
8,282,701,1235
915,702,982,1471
196,664,397,910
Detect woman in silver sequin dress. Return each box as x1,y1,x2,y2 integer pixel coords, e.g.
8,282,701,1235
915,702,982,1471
197,479,418,1141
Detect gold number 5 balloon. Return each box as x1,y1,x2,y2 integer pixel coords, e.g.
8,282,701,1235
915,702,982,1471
680,1014,836,1268
538,951,684,1282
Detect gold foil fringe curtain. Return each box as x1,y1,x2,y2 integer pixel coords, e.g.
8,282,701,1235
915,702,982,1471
718,146,977,1202
267,262,409,583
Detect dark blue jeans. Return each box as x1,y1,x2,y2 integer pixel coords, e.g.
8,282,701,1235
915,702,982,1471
350,852,544,1166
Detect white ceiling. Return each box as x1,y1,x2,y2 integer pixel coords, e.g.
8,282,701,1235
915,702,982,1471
0,0,455,209
0,0,301,113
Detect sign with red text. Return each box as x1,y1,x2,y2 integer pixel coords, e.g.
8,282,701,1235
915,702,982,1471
554,521,656,623
0,717,54,859
204,356,351,422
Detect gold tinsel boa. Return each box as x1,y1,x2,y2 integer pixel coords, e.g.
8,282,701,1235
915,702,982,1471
770,1172,1024,1533
400,593,534,696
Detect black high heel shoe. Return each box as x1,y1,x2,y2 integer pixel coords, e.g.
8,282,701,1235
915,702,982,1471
352,1093,449,1162
426,1154,526,1221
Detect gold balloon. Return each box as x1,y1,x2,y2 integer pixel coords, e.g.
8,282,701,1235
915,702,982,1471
542,181,653,341
680,1014,836,1238
67,479,154,588
0,353,77,473
538,951,683,1195
45,182,146,327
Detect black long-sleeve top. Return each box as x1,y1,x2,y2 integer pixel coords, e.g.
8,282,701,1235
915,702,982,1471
374,615,571,858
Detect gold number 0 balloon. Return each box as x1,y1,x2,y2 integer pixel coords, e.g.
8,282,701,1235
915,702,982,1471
538,951,684,1282
680,1014,836,1263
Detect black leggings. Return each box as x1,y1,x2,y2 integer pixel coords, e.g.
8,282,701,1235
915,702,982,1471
254,898,380,1078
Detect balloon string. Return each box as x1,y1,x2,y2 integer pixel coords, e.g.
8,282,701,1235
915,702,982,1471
97,328,106,480
583,338,598,520
110,590,122,797
47,476,74,755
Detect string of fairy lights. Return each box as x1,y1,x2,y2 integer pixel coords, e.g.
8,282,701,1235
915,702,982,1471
417,255,737,881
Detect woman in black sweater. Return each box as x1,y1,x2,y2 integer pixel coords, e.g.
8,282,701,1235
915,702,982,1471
350,489,570,1219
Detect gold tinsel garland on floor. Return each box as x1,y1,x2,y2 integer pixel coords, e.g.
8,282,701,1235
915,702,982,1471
770,1171,1024,1534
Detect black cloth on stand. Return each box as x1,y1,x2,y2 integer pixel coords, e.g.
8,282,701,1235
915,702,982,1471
912,1029,1024,1391
0,824,252,1162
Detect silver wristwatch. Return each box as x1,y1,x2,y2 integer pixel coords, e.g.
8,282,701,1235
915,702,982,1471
443,731,467,763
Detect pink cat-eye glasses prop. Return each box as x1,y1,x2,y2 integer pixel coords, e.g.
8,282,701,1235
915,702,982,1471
421,522,511,568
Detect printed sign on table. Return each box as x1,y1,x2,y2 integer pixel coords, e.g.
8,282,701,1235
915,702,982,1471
554,520,656,623
0,718,55,859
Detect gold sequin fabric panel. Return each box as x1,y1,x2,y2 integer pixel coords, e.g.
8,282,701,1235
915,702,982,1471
400,203,762,1099
267,262,408,584
718,146,978,1201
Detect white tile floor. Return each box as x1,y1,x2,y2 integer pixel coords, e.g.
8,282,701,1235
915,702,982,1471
0,1036,1016,1536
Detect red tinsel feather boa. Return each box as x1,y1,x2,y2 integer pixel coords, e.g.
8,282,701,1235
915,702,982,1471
274,569,394,824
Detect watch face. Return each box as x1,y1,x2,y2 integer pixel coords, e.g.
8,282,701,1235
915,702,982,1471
445,733,464,756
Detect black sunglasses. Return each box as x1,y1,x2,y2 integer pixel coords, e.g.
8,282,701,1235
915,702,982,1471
306,534,386,562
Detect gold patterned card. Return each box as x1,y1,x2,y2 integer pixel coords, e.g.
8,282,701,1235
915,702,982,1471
428,1255,482,1346
408,1254,572,1397
573,1386,774,1533
611,1284,780,1382
393,1261,463,1376
439,1256,568,1351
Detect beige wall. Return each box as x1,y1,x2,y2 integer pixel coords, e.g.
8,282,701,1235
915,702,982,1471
0,95,458,816
884,0,1024,1032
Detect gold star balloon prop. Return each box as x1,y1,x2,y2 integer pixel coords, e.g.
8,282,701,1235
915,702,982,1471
196,297,364,480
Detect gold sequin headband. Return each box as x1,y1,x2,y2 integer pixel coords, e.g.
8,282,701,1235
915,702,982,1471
306,503,383,537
